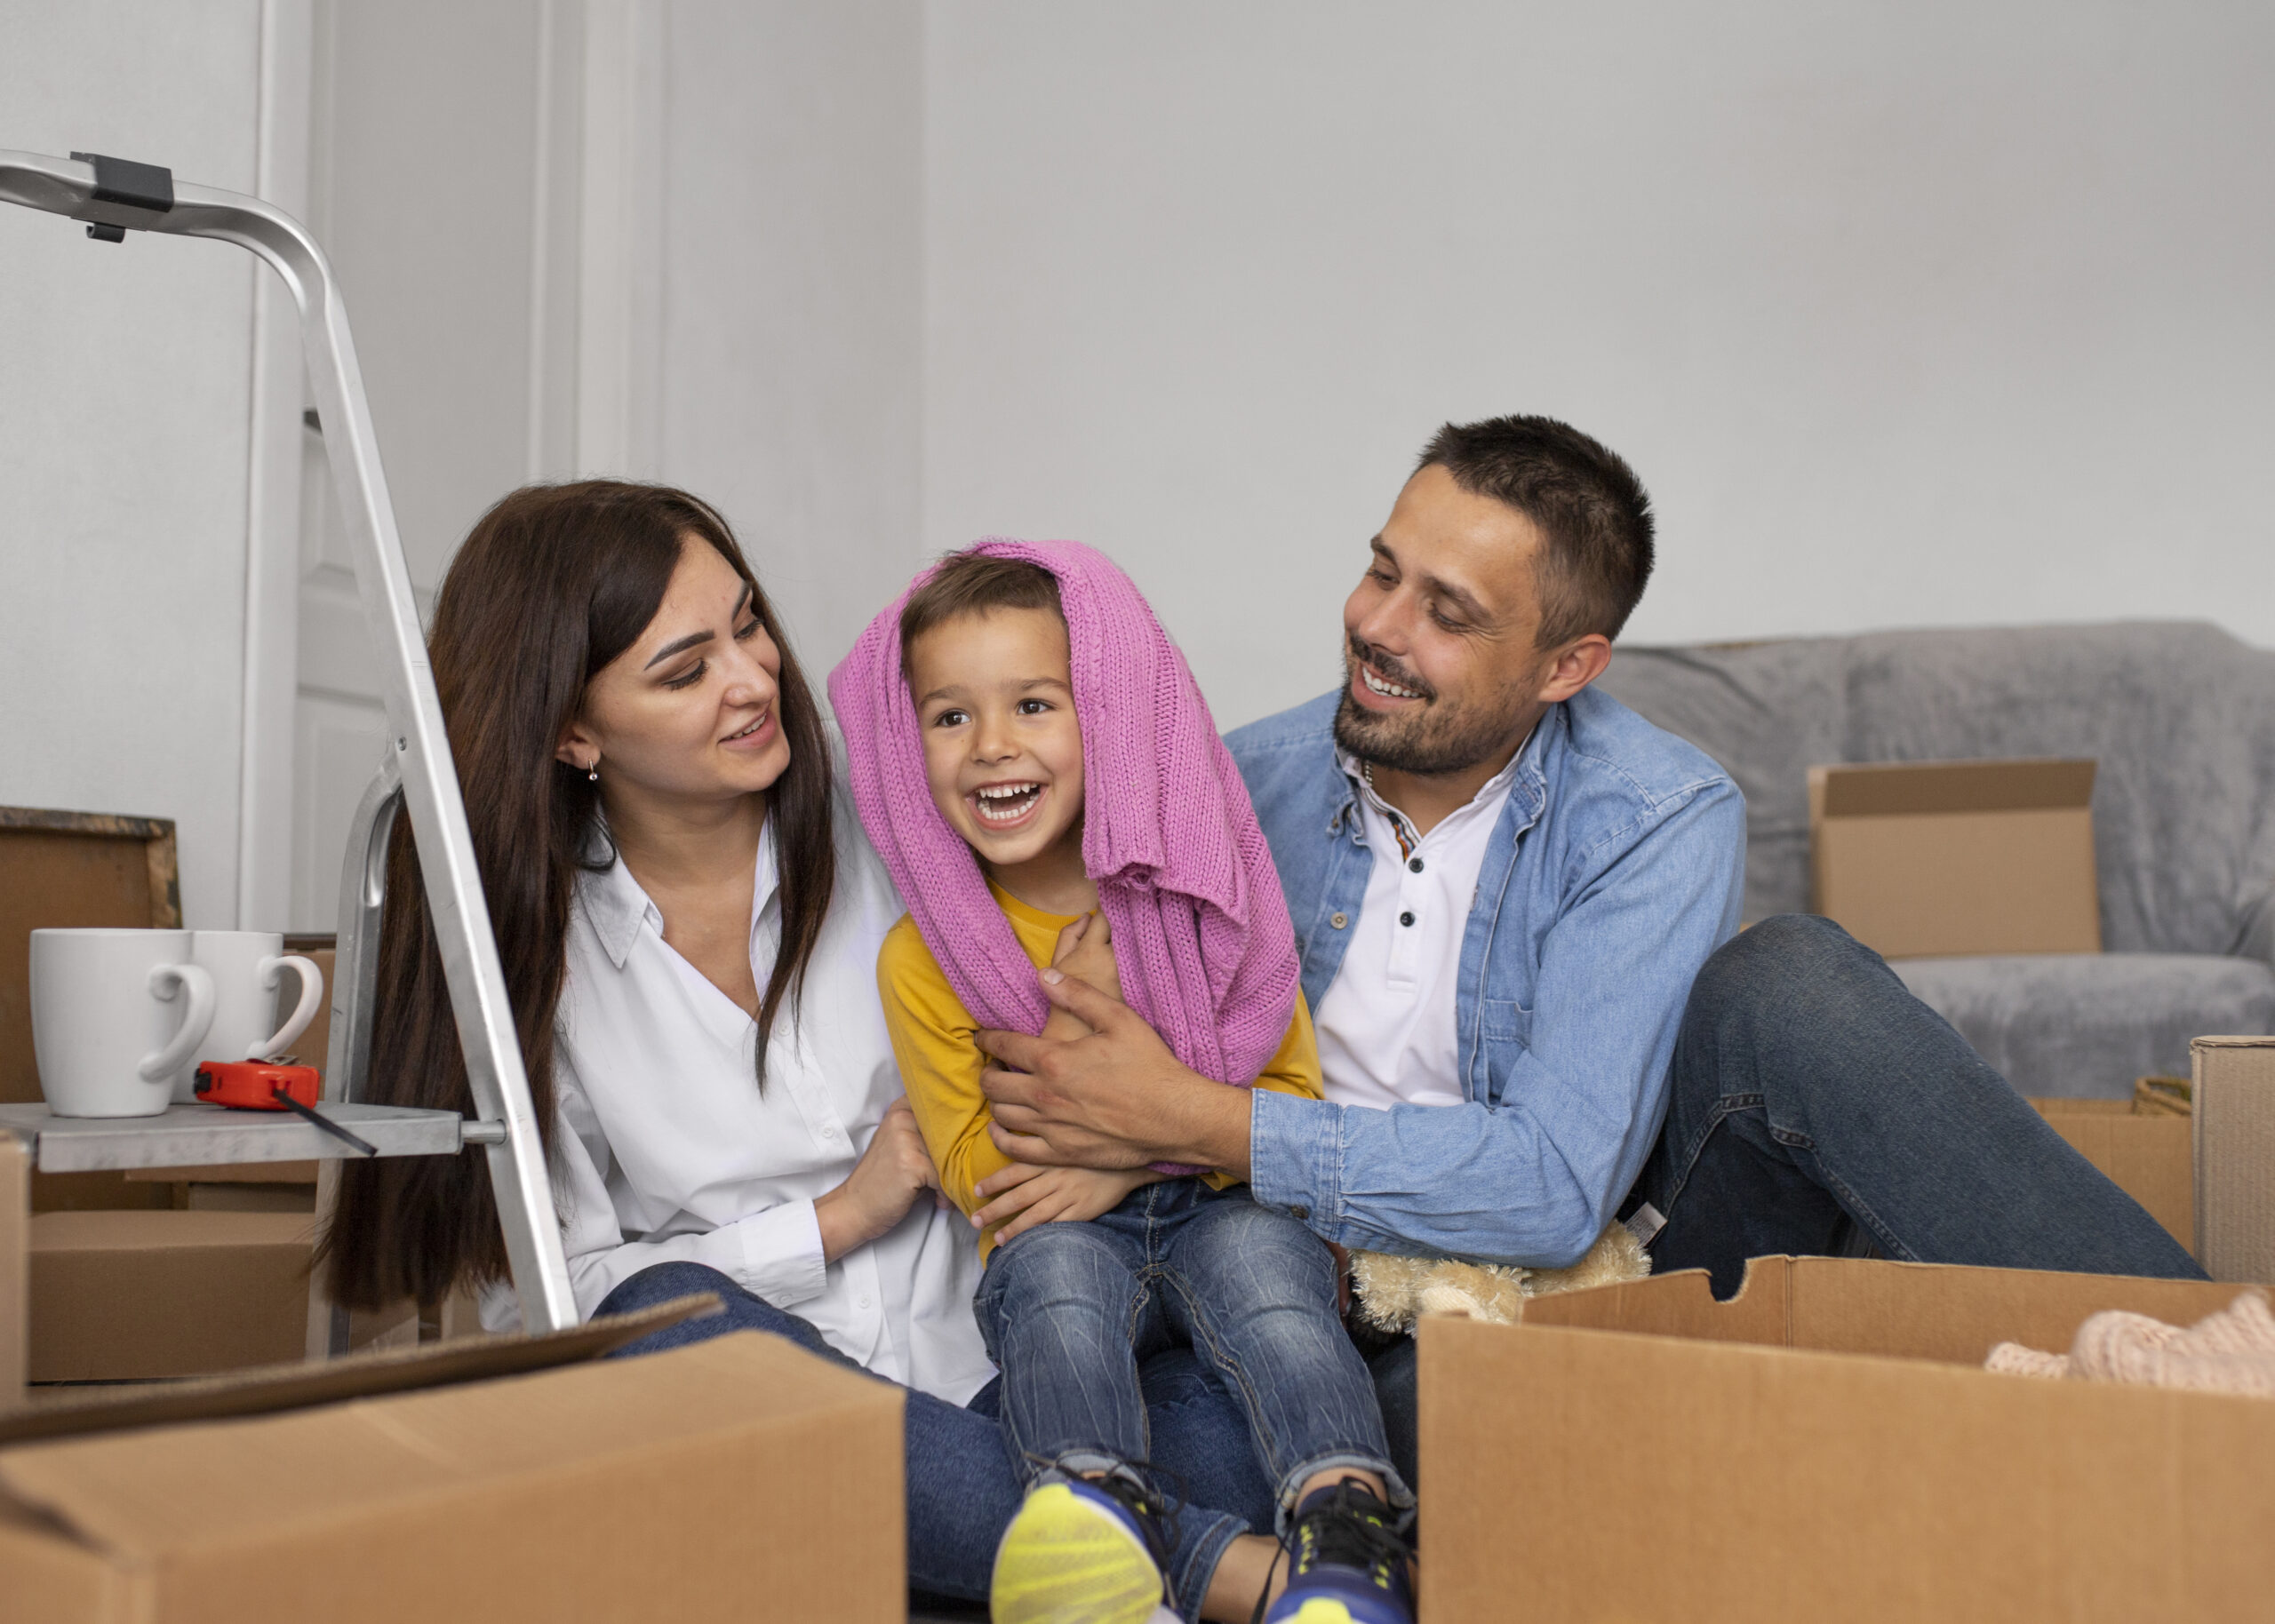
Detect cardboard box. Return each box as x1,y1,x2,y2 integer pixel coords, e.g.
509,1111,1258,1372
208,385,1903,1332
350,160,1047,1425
28,1210,314,1381
0,1294,904,1623
2194,1034,2275,1282
1421,1257,2271,1623
2029,1096,2191,1251
1808,758,2099,958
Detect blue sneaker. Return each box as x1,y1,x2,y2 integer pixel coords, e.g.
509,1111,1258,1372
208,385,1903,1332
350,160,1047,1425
1262,1477,1415,1624
992,1472,1179,1624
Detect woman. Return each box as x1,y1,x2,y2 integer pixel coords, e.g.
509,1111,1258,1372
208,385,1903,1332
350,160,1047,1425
323,482,1286,1619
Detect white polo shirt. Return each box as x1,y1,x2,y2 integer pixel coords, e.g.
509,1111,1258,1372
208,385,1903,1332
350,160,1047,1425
1311,739,1529,1111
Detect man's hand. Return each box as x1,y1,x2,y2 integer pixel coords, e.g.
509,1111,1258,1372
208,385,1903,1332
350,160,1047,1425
977,967,1254,1178
969,1160,1161,1245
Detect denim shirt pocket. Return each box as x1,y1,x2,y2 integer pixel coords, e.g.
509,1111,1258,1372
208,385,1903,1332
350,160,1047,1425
1476,998,1532,1045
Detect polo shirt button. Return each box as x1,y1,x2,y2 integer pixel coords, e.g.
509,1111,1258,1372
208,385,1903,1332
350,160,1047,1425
1289,1205,1309,1220
1329,912,1349,929
1409,857,1424,873
1399,911,1416,927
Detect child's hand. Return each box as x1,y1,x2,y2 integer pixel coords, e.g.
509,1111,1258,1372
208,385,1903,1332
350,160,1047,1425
970,1160,1159,1244
1050,910,1123,1003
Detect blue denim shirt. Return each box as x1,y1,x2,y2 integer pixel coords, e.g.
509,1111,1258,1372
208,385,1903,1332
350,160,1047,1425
1225,685,1744,1268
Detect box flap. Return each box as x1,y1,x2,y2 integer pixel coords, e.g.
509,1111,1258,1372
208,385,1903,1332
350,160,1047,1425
1516,1255,2252,1365
0,1328,881,1566
1515,1260,1790,1344
0,1293,720,1448
1810,758,2095,817
1780,1256,2247,1363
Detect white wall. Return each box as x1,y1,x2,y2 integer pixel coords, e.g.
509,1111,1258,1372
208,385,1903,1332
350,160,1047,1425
0,1,273,927
286,0,925,925
14,3,2271,932
289,0,564,928
922,3,2275,730
655,0,925,679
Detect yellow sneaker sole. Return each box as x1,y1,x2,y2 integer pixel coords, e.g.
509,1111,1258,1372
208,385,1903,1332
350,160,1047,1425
991,1481,1168,1624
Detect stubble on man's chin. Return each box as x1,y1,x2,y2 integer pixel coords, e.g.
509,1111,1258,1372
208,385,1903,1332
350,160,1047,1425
1332,684,1528,778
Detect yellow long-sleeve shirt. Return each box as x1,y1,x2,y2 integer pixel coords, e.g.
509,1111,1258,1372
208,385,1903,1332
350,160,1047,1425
876,880,1325,1260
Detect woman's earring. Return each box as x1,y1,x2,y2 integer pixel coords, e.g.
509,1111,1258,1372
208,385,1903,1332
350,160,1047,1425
587,759,600,784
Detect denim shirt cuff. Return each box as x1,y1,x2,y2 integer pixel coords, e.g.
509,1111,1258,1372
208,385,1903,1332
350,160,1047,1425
1247,1087,1344,1227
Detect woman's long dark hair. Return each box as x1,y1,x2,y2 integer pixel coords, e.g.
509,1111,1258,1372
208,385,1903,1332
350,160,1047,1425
322,481,836,1310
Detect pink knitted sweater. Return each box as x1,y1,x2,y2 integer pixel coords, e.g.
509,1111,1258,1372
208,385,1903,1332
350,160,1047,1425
828,538,1300,1098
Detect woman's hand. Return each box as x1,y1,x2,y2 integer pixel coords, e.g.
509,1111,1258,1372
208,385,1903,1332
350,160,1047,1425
970,1159,1161,1245
815,1096,943,1262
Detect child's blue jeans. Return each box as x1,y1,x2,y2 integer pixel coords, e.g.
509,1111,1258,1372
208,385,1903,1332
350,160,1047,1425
976,1178,1408,1561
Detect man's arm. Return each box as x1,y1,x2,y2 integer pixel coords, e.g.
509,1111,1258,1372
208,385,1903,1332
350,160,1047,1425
1249,780,1744,1266
983,779,1744,1267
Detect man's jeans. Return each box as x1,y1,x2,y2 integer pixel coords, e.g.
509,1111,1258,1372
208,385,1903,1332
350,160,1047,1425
595,1260,1275,1620
1363,913,2208,1487
977,1178,1404,1596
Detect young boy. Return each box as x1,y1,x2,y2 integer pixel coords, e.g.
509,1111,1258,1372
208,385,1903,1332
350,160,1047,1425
832,544,1414,1624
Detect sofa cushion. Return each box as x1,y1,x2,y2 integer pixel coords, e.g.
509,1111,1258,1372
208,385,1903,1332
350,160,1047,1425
1893,952,2275,1100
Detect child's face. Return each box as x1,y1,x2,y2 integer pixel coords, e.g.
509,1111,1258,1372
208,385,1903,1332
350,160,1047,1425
906,607,1085,872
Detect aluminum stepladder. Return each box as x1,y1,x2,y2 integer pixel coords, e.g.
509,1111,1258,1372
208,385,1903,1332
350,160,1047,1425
0,149,579,1347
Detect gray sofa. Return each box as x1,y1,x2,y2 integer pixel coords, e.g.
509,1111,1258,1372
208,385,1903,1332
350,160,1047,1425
1596,622,2275,1098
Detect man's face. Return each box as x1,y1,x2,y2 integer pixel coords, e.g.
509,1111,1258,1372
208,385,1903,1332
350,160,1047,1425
1334,464,1555,776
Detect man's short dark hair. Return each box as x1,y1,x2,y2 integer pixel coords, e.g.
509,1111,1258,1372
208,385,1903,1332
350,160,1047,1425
1416,415,1654,648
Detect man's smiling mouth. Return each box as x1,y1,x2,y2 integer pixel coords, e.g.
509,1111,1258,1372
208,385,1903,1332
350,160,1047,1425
1361,665,1424,701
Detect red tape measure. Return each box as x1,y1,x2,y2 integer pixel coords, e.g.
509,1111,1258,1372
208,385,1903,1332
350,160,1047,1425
193,1061,321,1111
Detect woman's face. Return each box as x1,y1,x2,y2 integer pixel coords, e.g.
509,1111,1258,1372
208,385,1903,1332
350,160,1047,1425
558,535,793,808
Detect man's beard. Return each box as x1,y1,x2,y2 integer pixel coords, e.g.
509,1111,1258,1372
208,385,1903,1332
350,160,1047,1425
1333,635,1532,777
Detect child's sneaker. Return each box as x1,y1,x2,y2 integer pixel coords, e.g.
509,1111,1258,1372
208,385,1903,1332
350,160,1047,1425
991,1472,1179,1624
1263,1477,1415,1624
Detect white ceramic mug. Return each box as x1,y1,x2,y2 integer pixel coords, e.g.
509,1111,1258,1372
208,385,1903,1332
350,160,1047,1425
177,930,326,1102
29,928,218,1118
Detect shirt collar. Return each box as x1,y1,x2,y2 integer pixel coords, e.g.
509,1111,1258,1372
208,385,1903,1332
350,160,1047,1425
1335,719,1537,843
577,817,780,971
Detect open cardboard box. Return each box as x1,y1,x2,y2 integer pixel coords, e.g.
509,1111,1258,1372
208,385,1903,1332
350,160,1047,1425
1420,1257,2272,1623
28,1209,315,1381
1808,758,2099,958
0,1292,908,1622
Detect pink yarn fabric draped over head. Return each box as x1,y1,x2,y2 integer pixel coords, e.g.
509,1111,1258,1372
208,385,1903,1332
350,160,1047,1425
828,538,1299,1097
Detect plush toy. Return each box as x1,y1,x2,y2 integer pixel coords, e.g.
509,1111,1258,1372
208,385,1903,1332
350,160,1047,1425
1349,1222,1652,1332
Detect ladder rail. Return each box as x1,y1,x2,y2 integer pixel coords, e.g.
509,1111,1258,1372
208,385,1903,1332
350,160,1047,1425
0,149,578,1335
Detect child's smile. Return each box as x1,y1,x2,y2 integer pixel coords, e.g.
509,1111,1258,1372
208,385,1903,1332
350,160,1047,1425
972,778,1048,828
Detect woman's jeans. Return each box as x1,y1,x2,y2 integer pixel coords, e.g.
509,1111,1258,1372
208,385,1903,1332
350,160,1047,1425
595,1260,1274,1620
976,1178,1406,1601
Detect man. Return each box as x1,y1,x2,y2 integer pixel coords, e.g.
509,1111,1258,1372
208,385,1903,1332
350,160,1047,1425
978,413,2206,1485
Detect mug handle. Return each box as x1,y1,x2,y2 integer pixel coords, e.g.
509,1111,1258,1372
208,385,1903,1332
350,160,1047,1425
252,953,325,1061
140,963,217,1082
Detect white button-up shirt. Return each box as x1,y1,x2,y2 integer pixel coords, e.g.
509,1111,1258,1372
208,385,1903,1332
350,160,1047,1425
1311,739,1529,1111
481,800,994,1405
